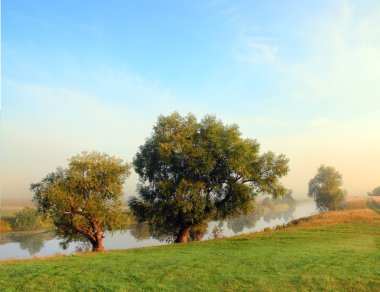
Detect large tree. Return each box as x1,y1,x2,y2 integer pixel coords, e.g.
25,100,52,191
308,165,347,211
31,151,131,251
129,113,289,243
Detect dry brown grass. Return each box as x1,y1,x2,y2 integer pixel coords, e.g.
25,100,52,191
286,196,380,230
288,208,380,229
345,197,368,209
0,221,12,233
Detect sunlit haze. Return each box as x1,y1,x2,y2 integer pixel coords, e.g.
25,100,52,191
2,0,380,204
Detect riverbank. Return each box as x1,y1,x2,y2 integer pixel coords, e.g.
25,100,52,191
0,199,315,259
1,201,379,291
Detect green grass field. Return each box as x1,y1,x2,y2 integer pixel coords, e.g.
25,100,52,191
1,207,379,291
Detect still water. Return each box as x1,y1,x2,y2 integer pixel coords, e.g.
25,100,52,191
0,199,318,260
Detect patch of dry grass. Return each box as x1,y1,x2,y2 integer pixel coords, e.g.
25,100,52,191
345,197,369,209
288,208,380,229
0,221,12,233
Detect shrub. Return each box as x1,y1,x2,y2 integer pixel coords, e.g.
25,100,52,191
14,207,44,231
211,226,223,239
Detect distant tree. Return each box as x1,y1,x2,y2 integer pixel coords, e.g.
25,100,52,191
31,152,131,252
308,165,347,211
129,113,289,243
14,206,44,231
368,186,380,196
275,190,296,206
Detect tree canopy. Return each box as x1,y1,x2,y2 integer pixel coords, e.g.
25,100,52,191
31,151,131,251
129,113,289,243
308,165,347,211
368,186,380,196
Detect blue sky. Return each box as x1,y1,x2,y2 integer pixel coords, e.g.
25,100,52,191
2,0,380,202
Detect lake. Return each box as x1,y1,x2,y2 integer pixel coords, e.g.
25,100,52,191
0,199,318,260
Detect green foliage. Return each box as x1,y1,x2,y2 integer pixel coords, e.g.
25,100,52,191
13,207,45,231
1,213,379,291
31,151,131,251
368,186,380,196
129,113,289,242
308,165,347,211
189,223,208,241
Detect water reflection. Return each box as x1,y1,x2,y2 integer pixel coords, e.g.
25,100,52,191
16,232,57,255
0,199,317,260
0,230,57,256
128,193,300,242
228,203,296,233
226,210,262,233
129,223,150,241
203,198,317,239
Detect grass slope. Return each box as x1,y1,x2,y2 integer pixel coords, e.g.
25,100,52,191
1,208,379,291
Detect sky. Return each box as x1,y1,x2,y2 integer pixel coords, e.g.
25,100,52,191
2,0,380,203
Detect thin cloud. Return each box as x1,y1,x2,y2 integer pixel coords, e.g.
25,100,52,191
309,117,335,127
253,116,290,128
210,1,278,65
234,37,278,64
284,0,380,108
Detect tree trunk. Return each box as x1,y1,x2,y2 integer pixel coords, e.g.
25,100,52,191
92,238,105,252
92,223,105,252
175,226,191,243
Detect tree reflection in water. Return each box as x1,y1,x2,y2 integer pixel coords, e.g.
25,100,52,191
262,204,296,223
130,223,151,241
129,193,298,241
226,208,262,233
9,231,56,255
130,222,209,243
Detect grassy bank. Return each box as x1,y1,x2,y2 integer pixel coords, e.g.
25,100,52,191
1,206,379,291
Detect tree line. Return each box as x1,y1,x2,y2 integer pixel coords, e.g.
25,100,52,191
29,112,351,252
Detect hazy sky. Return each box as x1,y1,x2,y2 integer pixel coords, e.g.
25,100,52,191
2,0,380,203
